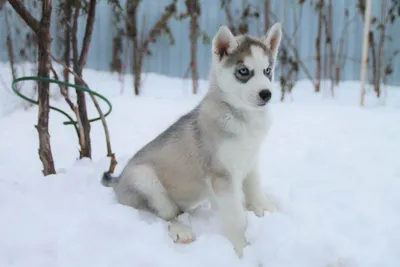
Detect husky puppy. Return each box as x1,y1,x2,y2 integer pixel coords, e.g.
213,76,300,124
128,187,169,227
102,23,282,257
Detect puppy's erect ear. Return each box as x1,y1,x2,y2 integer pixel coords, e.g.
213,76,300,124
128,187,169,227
263,22,282,59
212,25,238,62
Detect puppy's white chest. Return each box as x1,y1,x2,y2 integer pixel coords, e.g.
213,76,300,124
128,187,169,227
218,140,257,178
217,118,268,179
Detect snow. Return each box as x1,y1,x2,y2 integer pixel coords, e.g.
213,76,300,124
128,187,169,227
1,62,400,267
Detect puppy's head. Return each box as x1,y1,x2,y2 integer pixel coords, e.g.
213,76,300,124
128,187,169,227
211,23,282,109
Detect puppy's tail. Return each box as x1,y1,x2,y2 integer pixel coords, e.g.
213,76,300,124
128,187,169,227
101,171,120,187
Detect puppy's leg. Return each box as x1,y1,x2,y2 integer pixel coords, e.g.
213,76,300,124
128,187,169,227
243,168,277,217
116,164,196,244
211,176,247,257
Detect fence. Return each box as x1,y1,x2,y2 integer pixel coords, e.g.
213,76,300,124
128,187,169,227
1,0,399,86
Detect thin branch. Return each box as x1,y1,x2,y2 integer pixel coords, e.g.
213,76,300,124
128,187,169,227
88,92,117,173
267,9,318,89
7,0,40,33
283,29,318,89
49,64,86,152
303,54,362,64
50,54,117,173
4,9,18,88
289,3,303,41
71,3,80,70
335,14,358,58
360,0,372,107
264,0,270,31
223,0,236,34
49,66,67,96
78,0,96,68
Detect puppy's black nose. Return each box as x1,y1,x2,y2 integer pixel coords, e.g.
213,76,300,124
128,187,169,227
259,89,272,102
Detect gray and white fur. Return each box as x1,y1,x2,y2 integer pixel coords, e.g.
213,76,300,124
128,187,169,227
102,23,282,257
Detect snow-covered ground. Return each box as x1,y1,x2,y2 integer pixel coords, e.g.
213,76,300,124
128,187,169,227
1,62,400,267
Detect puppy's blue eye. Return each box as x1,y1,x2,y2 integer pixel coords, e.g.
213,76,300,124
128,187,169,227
237,67,250,76
263,67,272,76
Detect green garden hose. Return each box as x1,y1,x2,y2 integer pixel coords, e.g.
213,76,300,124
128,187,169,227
11,76,112,138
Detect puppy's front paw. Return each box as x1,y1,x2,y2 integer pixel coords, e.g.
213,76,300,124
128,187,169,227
168,221,196,244
247,194,277,217
230,234,247,258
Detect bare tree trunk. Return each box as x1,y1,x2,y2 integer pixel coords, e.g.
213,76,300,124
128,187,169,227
360,0,372,107
292,2,299,84
49,64,85,151
279,0,287,101
63,1,72,96
265,4,319,91
376,0,388,98
71,0,97,159
4,10,18,83
52,54,118,173
264,0,270,31
74,84,91,159
336,35,345,85
323,24,328,88
369,31,378,96
134,53,143,95
128,0,177,95
126,0,141,95
36,0,55,175
335,13,358,86
189,22,199,94
110,35,123,73
8,0,56,175
327,0,334,96
188,0,200,94
315,0,324,93
71,3,86,157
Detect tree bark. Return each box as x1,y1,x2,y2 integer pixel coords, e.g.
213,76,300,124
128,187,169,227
8,0,56,175
369,31,377,96
326,0,334,96
63,0,72,96
188,0,200,94
281,0,287,100
376,0,388,98
126,0,141,95
260,0,323,92
264,0,270,32
127,0,176,95
56,57,118,173
360,0,372,107
134,52,143,95
291,1,299,84
72,0,97,159
78,0,96,70
223,0,236,35
335,66,340,85
37,0,55,175
5,9,18,83
7,0,41,33
315,0,324,93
